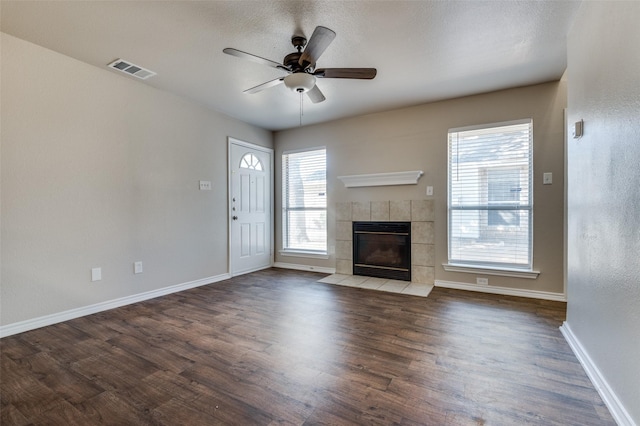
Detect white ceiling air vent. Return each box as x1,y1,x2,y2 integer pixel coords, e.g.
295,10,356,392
107,59,156,80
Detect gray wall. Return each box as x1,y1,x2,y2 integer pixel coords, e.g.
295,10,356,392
274,81,566,296
566,2,640,423
1,33,272,327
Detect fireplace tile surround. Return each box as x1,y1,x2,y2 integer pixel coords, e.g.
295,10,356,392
334,200,435,285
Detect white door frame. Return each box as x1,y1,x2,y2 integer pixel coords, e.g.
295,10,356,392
227,137,274,276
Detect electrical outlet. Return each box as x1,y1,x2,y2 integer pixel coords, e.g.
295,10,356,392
91,267,102,282
134,261,143,274
199,180,212,190
476,277,489,285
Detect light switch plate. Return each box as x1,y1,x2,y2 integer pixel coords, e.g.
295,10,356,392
91,267,102,282
543,172,553,185
573,119,584,138
134,261,143,274
426,186,434,196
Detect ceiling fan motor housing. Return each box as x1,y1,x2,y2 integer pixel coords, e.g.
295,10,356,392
284,52,304,71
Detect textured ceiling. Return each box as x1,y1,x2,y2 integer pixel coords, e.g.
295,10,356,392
1,1,581,131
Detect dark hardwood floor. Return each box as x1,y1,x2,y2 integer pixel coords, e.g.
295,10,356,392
1,268,614,425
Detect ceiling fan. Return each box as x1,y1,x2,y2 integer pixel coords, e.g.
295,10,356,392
223,26,376,104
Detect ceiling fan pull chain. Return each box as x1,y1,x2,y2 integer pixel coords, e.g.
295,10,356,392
299,91,304,126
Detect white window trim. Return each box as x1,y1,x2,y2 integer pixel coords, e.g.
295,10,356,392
279,249,329,259
442,263,540,279
449,118,533,133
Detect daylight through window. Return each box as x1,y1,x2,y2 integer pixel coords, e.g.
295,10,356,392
240,153,263,171
447,119,533,270
282,148,327,253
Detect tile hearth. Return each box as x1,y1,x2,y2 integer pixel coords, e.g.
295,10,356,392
318,274,433,298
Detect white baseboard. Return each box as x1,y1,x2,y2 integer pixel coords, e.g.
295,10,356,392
273,262,335,275
0,273,231,339
230,264,274,277
434,279,566,301
560,322,635,426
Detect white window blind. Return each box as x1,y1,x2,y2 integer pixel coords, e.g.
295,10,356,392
448,119,533,269
282,148,327,253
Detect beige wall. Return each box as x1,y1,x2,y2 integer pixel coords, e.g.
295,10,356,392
566,2,640,423
275,81,566,295
0,33,272,326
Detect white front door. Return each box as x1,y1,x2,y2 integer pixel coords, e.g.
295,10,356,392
229,139,273,276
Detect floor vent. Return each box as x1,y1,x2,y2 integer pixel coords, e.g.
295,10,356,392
107,59,156,80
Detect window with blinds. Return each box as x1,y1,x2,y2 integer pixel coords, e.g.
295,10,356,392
447,119,533,270
282,148,327,253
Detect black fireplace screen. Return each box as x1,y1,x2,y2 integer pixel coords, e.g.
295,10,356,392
353,221,411,281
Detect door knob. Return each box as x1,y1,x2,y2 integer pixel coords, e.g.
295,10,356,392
232,216,238,220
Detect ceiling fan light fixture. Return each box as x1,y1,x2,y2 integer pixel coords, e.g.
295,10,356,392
284,73,316,93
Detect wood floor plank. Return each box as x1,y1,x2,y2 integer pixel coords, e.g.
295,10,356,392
0,268,615,425
106,333,195,374
13,351,104,404
162,371,276,425
150,397,222,425
1,354,67,418
0,335,40,360
0,403,30,426
26,400,93,426
73,391,153,425
180,362,314,425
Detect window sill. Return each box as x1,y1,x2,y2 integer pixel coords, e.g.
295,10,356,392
279,250,329,260
442,263,540,279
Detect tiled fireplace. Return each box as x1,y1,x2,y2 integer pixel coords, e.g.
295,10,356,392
335,200,435,284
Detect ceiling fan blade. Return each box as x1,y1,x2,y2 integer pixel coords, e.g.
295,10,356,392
243,77,285,94
306,85,326,104
223,48,288,71
314,68,377,79
299,26,336,68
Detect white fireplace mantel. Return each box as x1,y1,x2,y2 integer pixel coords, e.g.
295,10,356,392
337,170,424,188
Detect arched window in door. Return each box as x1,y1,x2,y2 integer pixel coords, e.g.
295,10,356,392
239,153,263,171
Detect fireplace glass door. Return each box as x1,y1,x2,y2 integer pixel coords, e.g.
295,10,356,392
353,222,411,281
